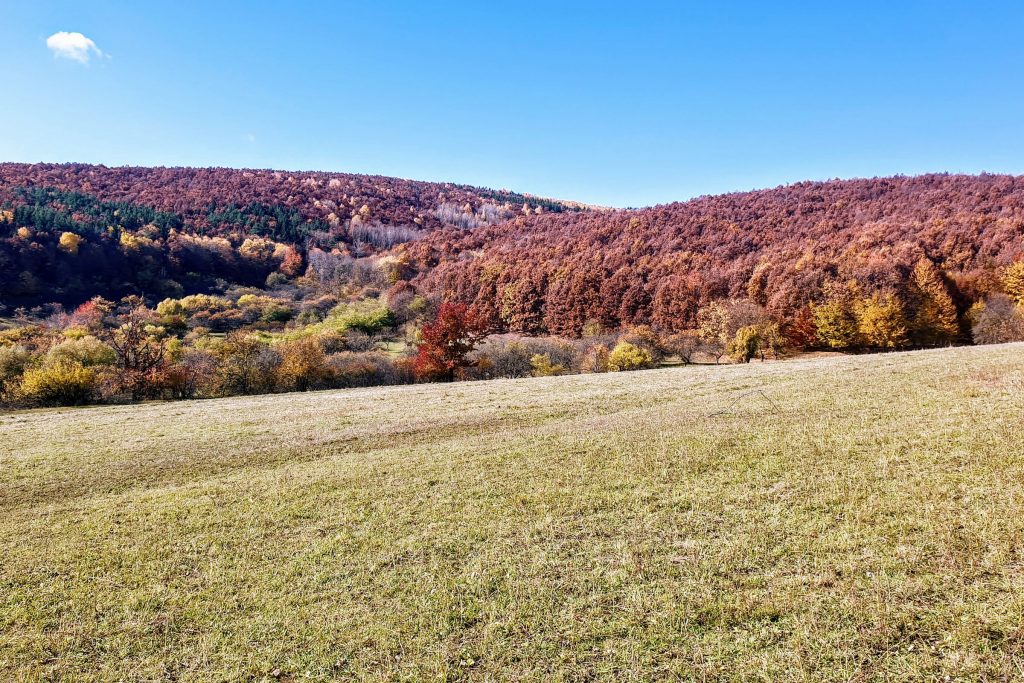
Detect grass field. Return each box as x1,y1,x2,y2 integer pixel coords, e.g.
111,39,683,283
2,344,1024,681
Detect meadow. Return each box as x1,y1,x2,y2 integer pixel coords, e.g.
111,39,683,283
2,344,1023,681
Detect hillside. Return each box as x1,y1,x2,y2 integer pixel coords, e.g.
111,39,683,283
4,167,1024,347
0,162,574,234
409,173,1024,335
0,163,575,308
3,344,1023,680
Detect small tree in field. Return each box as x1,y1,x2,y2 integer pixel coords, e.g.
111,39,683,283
413,303,490,381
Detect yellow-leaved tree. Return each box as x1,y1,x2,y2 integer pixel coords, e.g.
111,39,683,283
812,281,861,349
855,292,909,349
607,342,653,372
58,232,82,255
1001,261,1024,305
909,259,959,346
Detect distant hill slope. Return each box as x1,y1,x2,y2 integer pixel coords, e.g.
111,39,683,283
408,174,1024,335
3,166,1023,335
0,163,577,307
0,162,575,235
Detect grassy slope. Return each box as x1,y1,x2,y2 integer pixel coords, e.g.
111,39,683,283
2,345,1023,682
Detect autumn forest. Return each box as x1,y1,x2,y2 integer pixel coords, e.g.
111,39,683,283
2,163,1023,409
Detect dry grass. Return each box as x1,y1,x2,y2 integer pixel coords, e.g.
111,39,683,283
2,344,1024,681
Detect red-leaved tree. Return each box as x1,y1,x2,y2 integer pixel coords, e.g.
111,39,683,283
413,302,490,381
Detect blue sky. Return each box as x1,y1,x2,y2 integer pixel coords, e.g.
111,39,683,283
2,1,1024,207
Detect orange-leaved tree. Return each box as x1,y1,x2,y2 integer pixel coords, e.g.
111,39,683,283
413,302,490,381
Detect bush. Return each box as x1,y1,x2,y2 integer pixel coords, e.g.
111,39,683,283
727,322,786,362
617,325,665,363
579,344,610,373
471,339,533,378
972,294,1024,344
469,336,580,379
331,300,394,335
46,336,116,368
260,303,294,324
17,361,98,406
164,349,219,399
530,353,566,377
327,352,403,387
727,325,762,363
276,337,332,392
0,345,32,385
342,329,378,352
213,333,280,395
608,342,653,371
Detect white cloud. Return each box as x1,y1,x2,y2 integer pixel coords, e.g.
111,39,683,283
46,31,104,64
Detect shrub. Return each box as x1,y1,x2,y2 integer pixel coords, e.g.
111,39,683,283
522,338,579,373
0,345,33,403
327,352,403,387
236,294,277,309
276,337,332,392
697,299,771,346
261,303,294,324
608,342,653,372
331,300,395,335
17,361,98,407
472,339,533,378
617,325,665,363
579,344,611,373
295,309,324,325
164,349,219,399
728,326,762,363
342,329,378,352
159,294,231,316
972,294,1024,344
0,345,32,384
213,333,280,395
469,336,579,379
315,331,348,354
530,353,566,377
46,336,117,368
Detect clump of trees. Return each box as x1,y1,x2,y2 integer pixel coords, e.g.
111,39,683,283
0,295,416,409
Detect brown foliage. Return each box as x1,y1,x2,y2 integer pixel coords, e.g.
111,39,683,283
409,174,1024,338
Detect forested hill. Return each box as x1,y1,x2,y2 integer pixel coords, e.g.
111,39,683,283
0,163,575,234
3,165,1024,348
0,163,576,307
407,173,1024,336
